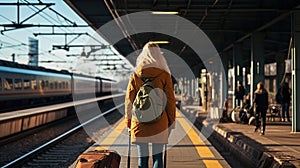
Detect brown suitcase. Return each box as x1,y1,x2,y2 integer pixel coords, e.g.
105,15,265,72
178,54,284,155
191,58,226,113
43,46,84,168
76,150,121,168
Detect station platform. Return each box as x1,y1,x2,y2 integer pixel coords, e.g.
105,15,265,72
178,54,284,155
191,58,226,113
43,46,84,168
71,110,230,168
180,104,300,168
202,119,300,167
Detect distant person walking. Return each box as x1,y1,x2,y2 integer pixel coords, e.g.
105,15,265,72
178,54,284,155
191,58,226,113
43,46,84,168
235,81,245,107
253,82,269,135
279,82,291,122
125,42,176,168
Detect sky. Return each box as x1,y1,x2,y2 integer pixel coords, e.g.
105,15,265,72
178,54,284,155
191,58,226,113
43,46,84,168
0,0,133,80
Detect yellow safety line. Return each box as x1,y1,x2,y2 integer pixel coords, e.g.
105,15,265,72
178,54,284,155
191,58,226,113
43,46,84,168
95,121,126,150
176,110,222,168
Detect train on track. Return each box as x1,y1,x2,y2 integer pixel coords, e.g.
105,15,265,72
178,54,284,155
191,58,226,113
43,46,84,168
0,60,117,112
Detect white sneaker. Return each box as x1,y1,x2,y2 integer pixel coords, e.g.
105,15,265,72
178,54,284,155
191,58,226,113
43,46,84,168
281,118,285,122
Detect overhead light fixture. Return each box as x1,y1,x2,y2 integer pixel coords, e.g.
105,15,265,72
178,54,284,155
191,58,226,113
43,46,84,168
150,41,170,44
151,11,179,15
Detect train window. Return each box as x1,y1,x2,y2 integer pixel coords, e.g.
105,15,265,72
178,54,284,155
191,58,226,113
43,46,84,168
66,82,69,89
58,82,63,89
54,81,58,89
31,80,37,90
14,79,22,90
4,78,13,91
24,79,31,90
40,80,45,89
62,82,65,89
50,81,54,89
44,80,49,90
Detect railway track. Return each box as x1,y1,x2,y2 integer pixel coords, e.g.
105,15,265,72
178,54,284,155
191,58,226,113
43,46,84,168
1,101,124,167
24,128,93,167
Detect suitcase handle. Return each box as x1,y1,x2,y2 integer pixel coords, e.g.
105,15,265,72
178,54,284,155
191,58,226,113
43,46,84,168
127,128,131,168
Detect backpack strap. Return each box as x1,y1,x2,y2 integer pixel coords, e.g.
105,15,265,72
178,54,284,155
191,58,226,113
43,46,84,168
135,73,154,84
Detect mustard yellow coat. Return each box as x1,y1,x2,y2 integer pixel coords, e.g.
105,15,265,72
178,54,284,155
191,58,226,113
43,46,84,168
125,67,176,144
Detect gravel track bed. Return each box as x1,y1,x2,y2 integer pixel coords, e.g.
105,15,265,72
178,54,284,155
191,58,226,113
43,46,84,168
0,117,81,166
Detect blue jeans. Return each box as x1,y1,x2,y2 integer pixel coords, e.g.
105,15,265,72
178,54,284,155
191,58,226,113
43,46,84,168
281,103,290,121
136,143,164,168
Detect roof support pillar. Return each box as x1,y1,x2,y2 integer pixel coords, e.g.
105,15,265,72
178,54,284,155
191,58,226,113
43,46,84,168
250,32,265,105
275,52,285,91
221,53,229,101
291,12,300,132
233,43,244,108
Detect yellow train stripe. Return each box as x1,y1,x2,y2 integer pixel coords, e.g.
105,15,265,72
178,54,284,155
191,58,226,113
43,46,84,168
176,110,222,168
95,121,126,150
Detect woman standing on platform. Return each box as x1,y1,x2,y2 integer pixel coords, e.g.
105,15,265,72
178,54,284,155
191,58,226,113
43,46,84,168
280,82,291,122
253,82,269,135
125,42,176,168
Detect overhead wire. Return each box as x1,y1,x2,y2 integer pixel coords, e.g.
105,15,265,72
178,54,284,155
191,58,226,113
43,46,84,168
0,0,74,69
0,38,28,61
19,0,72,62
1,0,127,73
21,0,68,33
2,34,27,48
16,0,84,61
2,33,66,62
29,0,105,55
0,42,27,54
0,14,14,22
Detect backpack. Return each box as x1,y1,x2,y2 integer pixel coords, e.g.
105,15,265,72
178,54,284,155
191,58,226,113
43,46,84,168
132,75,166,123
